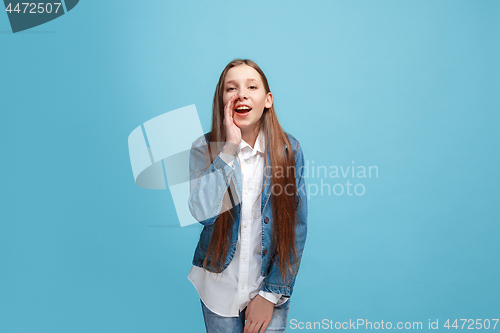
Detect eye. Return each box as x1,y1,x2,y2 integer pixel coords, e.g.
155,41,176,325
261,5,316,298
249,86,257,90
226,87,235,92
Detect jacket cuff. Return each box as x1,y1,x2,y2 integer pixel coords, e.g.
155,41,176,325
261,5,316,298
260,282,292,297
212,154,235,180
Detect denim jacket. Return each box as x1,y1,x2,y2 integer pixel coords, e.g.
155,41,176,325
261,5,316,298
188,132,307,297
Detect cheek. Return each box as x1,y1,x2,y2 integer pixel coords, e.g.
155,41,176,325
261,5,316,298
252,107,265,119
222,93,233,105
257,94,268,106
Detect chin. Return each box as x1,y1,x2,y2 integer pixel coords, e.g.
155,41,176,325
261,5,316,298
234,120,248,128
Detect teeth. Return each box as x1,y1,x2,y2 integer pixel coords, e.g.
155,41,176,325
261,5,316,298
236,106,251,110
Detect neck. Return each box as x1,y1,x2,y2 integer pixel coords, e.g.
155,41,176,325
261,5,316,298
241,126,259,149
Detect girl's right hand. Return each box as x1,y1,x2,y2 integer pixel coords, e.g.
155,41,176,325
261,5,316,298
223,94,242,149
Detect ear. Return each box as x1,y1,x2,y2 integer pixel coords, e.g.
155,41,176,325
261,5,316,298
265,92,273,109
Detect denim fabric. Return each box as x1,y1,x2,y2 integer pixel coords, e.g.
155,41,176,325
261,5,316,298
201,297,290,333
189,132,308,297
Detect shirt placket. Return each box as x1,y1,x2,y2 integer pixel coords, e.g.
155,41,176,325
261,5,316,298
238,147,253,307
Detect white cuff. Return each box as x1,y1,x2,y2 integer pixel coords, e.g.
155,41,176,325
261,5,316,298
258,290,282,304
219,152,235,168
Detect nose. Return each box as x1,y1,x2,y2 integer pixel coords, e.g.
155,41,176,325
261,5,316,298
237,90,247,100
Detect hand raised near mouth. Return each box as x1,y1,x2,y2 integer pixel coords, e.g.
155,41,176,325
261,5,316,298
223,94,241,155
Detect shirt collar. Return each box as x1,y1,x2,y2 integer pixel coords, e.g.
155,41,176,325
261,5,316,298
239,129,265,154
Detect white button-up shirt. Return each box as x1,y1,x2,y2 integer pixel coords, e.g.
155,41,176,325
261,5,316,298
188,130,288,317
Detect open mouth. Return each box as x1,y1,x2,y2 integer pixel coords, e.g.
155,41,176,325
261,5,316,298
234,105,252,115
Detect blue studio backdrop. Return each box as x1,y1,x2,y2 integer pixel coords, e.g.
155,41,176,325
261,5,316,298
1,0,498,332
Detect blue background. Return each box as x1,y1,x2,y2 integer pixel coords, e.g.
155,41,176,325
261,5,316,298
1,0,498,331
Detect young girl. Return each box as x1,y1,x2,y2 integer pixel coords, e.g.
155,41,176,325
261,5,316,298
187,59,307,333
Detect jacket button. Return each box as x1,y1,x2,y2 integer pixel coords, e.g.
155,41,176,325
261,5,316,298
263,249,267,255
264,217,269,224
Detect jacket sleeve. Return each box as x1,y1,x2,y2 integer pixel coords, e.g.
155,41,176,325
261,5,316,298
188,137,238,225
260,141,308,296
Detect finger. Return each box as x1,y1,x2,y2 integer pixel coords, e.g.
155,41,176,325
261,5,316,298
224,97,234,125
224,96,231,117
225,94,237,110
261,321,270,333
251,321,263,333
244,320,257,333
243,320,255,333
243,320,250,333
229,94,238,111
227,95,235,120
224,95,237,122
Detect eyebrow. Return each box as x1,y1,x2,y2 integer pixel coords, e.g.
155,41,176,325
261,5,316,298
225,78,258,85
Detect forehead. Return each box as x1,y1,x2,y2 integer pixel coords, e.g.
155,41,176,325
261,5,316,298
224,65,263,85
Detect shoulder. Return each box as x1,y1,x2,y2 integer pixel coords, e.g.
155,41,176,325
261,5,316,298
192,132,211,148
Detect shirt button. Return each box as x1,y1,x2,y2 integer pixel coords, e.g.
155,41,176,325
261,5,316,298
244,223,248,228
241,285,245,290
242,254,246,260
264,217,269,224
263,249,267,256
244,190,248,195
